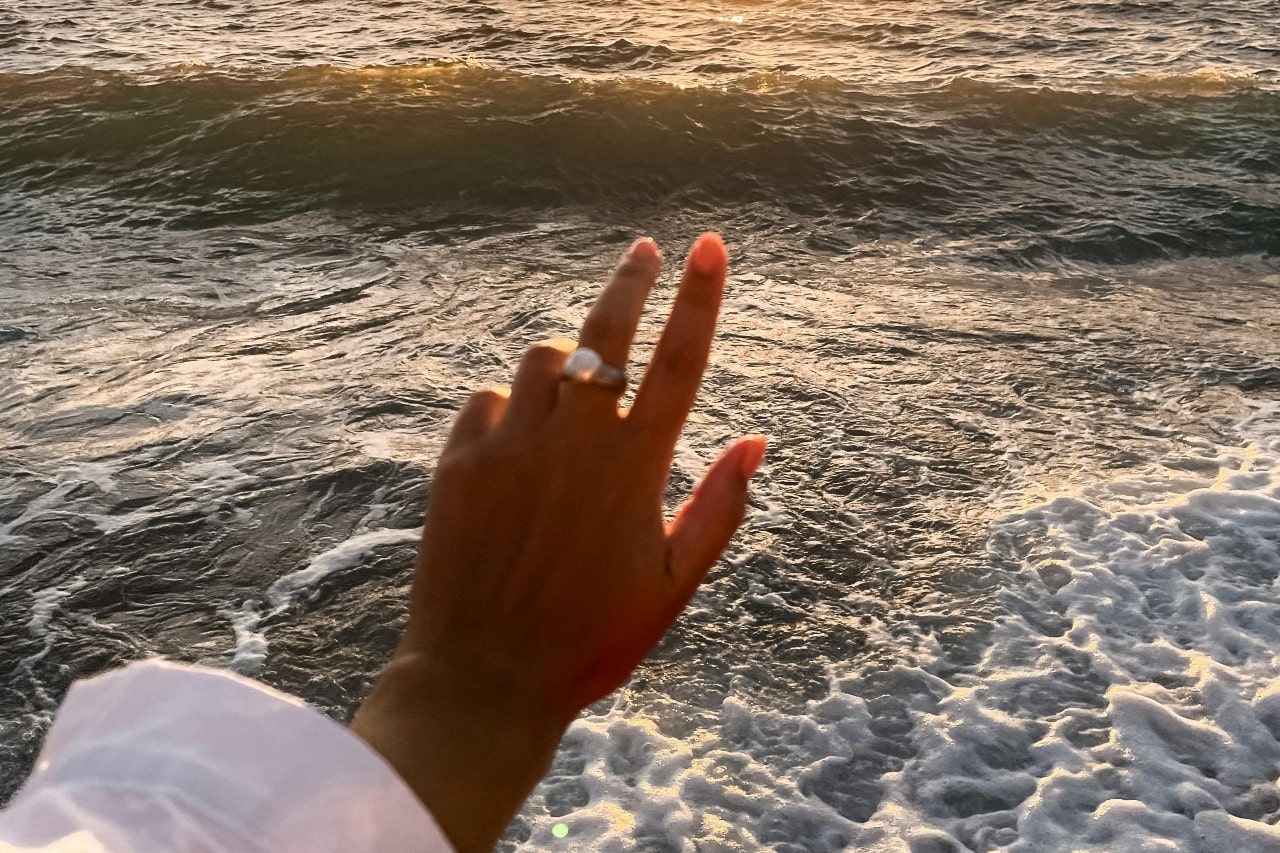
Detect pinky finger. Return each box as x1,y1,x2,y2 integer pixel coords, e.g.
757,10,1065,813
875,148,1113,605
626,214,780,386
445,386,510,451
665,435,767,605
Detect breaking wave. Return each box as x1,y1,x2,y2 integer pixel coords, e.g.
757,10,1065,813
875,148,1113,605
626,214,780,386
2,63,1277,266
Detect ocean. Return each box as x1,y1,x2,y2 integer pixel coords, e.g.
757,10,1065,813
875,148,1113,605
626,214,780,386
1,1,1279,850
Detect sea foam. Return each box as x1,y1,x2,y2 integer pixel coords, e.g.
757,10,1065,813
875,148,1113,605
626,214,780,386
509,399,1280,851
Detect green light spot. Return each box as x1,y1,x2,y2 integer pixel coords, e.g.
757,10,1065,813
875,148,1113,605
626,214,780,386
552,823,569,839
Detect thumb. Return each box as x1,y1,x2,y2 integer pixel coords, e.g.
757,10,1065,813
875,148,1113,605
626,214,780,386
666,435,767,606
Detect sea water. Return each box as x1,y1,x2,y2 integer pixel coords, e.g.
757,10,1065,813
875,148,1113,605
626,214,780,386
2,2,1278,850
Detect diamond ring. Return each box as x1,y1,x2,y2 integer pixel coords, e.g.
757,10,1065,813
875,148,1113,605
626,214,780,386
561,347,627,394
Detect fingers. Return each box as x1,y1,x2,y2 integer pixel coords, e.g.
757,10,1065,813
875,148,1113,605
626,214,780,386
564,238,662,408
444,386,509,451
579,238,662,366
503,337,575,432
629,233,728,450
665,435,767,605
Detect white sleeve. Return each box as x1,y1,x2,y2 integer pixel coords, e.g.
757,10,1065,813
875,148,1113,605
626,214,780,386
0,659,454,853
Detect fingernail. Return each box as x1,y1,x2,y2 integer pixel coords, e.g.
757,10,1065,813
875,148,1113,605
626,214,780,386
689,232,727,276
739,435,767,479
628,237,660,264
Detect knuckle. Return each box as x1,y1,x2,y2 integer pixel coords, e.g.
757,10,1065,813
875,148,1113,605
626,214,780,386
436,446,479,481
520,339,573,370
519,345,555,367
471,386,509,405
529,337,574,357
545,336,577,351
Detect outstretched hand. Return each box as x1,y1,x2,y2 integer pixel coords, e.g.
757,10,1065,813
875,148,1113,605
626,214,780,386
353,234,765,852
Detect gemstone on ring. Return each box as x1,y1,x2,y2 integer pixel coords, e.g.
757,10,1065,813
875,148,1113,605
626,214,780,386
562,347,604,382
561,346,627,393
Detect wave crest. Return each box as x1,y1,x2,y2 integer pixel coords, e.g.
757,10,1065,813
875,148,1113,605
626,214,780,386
2,63,1277,266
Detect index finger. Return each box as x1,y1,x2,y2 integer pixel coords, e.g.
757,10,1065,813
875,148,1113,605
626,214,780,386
628,232,728,449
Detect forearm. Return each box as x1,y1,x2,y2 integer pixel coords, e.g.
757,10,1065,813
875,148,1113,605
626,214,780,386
351,653,570,853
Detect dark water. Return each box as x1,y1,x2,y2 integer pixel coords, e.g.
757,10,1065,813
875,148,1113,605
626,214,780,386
4,60,1279,266
2,2,1280,850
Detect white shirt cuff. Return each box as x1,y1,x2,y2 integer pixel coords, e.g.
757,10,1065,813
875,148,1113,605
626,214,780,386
0,659,454,853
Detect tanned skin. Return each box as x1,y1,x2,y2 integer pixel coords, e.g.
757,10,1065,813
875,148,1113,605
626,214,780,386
351,233,765,852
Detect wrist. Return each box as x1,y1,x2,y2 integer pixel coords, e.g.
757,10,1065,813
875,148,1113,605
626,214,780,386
352,651,570,852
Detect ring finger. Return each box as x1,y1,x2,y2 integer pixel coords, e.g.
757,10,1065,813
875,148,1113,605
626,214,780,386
559,237,662,413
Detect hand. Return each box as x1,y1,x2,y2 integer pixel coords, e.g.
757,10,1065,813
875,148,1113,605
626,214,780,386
352,233,765,852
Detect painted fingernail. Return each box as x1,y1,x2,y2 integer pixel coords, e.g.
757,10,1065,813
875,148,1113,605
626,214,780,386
689,232,727,276
628,237,660,264
739,435,768,479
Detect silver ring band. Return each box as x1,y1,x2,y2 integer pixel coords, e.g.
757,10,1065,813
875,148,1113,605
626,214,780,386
561,347,627,394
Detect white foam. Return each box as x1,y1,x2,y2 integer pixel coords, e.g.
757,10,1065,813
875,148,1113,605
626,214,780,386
226,601,269,674
512,396,1280,850
265,526,421,609
0,462,122,547
226,525,421,673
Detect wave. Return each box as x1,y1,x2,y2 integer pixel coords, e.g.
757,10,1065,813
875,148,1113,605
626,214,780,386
1,63,1277,266
1109,65,1268,97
